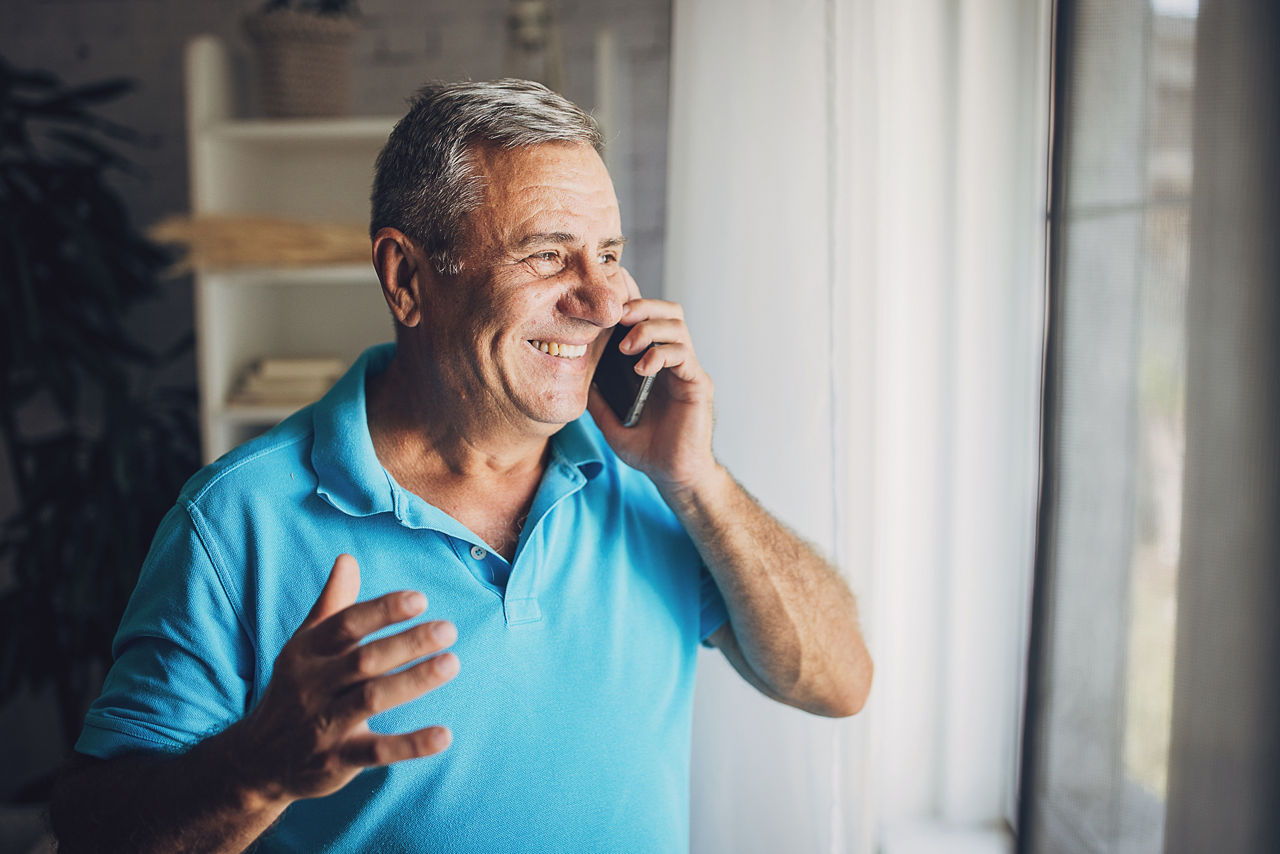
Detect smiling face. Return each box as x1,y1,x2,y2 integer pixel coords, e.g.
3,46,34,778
413,142,630,434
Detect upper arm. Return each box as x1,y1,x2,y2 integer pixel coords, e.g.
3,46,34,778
78,503,254,759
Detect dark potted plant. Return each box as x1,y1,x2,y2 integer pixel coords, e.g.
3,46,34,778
243,0,361,118
0,58,200,787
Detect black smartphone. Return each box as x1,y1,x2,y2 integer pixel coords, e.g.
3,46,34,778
593,324,656,427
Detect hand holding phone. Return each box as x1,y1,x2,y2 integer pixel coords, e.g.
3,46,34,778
592,324,656,427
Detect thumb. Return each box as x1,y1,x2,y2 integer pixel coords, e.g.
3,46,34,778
301,553,361,629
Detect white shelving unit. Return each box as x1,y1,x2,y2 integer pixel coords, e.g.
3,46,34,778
185,36,397,461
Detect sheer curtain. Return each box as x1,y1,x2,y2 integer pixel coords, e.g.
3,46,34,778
1019,0,1280,851
666,1,1050,851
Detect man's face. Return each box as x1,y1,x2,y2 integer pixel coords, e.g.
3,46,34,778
417,142,629,433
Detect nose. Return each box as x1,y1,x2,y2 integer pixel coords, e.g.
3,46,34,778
559,258,627,328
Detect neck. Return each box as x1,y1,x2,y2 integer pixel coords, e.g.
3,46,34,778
366,348,551,485
365,344,554,561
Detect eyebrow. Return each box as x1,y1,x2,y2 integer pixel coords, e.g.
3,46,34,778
515,232,628,251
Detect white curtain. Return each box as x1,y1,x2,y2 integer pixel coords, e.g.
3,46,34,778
666,1,1051,851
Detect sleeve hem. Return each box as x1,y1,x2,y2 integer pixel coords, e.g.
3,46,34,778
699,601,729,645
76,717,191,759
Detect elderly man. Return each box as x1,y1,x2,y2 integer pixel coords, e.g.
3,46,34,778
51,80,872,853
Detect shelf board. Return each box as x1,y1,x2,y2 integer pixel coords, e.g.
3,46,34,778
199,263,376,286
206,116,397,144
217,403,307,425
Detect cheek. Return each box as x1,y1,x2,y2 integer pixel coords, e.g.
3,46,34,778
505,286,560,327
452,270,564,343
460,288,524,334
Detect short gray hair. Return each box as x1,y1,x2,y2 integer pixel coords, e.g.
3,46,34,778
370,79,604,275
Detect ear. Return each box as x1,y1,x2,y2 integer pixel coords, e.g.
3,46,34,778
372,227,428,328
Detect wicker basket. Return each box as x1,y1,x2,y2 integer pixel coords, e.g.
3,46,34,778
244,9,358,118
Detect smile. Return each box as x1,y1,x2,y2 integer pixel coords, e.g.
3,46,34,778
528,339,588,359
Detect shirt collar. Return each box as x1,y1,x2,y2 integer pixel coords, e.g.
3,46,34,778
550,412,607,481
311,343,608,522
311,343,397,518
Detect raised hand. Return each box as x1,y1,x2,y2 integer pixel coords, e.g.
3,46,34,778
588,268,719,499
233,553,458,805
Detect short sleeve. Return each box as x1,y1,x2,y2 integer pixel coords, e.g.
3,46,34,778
698,566,729,643
75,503,254,758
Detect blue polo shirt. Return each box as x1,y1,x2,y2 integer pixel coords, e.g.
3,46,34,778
77,343,728,852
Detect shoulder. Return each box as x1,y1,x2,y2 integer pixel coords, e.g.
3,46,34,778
157,407,323,616
177,406,318,513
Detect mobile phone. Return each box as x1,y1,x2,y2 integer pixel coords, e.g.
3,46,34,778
593,324,656,427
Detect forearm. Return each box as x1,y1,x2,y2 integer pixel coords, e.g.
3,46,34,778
663,465,873,717
50,723,288,854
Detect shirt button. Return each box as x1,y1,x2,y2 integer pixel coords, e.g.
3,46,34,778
470,545,487,560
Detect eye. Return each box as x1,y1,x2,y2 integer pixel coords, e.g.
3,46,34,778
597,251,619,265
524,250,565,275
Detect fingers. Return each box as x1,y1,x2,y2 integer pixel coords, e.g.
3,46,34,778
619,297,683,329
301,554,361,630
637,342,706,384
252,556,458,800
332,619,457,688
617,300,689,355
341,726,453,768
309,589,428,655
617,316,687,354
333,650,460,725
612,299,707,386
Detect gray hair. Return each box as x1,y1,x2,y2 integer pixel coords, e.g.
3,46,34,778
370,79,605,276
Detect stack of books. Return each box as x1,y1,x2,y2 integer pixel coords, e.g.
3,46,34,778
228,356,348,406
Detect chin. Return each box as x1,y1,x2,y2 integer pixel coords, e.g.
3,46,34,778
543,401,590,427
518,390,590,429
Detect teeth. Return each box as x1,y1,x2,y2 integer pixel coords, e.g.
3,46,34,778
529,340,587,359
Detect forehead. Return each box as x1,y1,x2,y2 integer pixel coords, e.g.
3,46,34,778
468,142,621,239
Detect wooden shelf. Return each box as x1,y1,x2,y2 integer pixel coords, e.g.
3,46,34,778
206,116,397,144
187,35,391,462
200,264,376,286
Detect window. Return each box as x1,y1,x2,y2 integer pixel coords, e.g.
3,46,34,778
1021,0,1280,851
